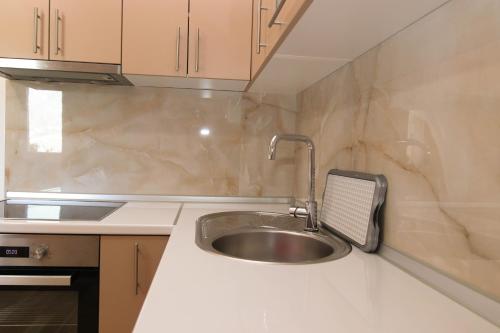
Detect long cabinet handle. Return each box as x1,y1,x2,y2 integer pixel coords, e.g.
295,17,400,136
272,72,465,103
33,8,40,54
0,275,71,287
256,0,268,54
176,26,181,71
134,242,140,295
55,9,62,55
195,28,200,72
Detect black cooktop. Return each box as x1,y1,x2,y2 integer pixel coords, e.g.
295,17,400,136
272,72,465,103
0,200,124,221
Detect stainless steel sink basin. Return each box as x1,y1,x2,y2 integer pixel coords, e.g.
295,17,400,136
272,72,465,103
196,211,351,264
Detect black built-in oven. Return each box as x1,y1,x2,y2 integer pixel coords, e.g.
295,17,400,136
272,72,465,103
0,234,99,333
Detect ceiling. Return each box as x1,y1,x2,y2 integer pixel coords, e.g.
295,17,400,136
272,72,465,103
250,0,451,95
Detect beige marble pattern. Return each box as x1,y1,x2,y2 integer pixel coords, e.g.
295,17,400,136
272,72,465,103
6,81,297,197
295,0,500,301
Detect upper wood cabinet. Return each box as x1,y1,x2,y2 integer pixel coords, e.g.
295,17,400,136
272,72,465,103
122,0,189,76
0,0,309,90
100,235,168,333
122,0,252,83
0,0,49,60
49,0,122,63
188,0,253,81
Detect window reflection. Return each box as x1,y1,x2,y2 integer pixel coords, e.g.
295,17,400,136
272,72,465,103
27,204,61,220
28,88,62,153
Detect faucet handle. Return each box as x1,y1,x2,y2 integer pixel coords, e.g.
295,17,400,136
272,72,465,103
289,206,308,218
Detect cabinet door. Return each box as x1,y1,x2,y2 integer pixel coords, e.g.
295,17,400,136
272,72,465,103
0,0,49,60
49,0,122,63
100,236,168,333
251,0,272,79
123,0,188,77
188,0,253,80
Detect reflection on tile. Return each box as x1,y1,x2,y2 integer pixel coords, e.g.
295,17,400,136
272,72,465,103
295,0,500,300
27,204,61,220
6,82,296,197
28,88,62,153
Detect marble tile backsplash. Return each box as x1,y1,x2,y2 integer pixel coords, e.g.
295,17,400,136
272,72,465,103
295,0,500,300
6,81,296,197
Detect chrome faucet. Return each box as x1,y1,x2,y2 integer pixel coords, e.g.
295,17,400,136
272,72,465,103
268,134,319,232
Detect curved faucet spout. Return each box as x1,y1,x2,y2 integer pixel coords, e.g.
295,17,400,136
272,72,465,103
268,134,318,232
268,134,314,160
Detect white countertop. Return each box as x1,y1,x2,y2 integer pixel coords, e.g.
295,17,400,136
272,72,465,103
134,202,499,333
0,202,180,235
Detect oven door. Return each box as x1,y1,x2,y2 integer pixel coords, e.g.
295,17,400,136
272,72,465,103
0,267,98,333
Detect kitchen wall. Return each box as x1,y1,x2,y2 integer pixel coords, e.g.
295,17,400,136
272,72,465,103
4,0,498,303
5,81,296,196
294,0,500,300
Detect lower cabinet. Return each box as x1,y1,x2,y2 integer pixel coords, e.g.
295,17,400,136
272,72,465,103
99,236,169,333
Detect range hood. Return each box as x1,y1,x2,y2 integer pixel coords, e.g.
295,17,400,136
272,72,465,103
0,58,131,86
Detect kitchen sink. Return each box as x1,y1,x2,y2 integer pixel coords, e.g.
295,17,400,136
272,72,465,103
195,211,351,264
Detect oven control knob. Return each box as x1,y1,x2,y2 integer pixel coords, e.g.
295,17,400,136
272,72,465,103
33,246,48,260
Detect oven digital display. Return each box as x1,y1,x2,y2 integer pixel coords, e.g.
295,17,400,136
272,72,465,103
0,246,30,258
